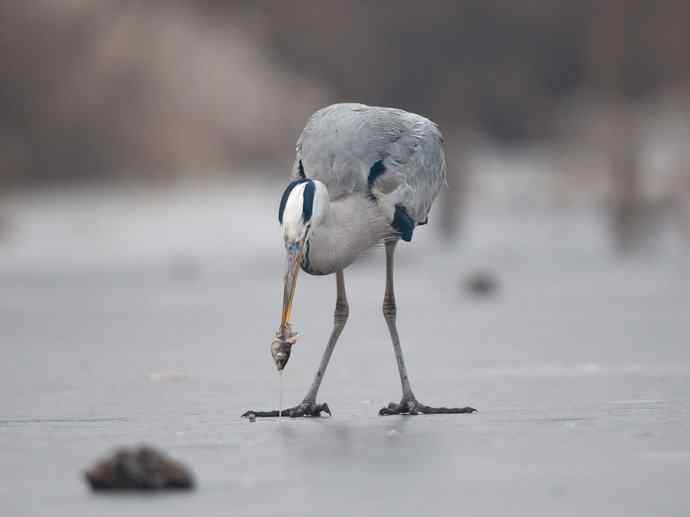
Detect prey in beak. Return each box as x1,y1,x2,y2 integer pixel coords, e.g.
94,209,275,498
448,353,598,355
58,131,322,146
271,237,305,371
271,324,298,371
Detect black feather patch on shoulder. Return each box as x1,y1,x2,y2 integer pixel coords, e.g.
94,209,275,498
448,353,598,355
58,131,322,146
392,204,415,242
297,160,306,179
278,178,308,224
301,180,315,223
367,160,386,199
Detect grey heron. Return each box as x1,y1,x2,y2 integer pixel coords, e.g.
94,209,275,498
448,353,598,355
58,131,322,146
243,103,476,417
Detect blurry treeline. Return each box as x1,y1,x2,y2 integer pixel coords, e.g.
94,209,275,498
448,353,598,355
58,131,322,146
1,0,689,191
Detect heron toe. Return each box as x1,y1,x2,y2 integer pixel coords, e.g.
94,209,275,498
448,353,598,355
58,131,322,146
379,398,476,416
242,402,331,418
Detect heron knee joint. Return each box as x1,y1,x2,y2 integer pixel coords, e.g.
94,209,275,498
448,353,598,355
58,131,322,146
382,299,396,319
334,300,349,323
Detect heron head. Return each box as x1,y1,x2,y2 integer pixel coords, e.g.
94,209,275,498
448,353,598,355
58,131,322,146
274,178,328,370
279,179,328,243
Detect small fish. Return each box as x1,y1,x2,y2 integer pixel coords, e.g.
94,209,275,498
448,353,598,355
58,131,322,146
270,323,298,371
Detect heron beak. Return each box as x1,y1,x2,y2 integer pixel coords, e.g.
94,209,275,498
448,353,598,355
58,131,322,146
272,236,306,371
281,237,305,330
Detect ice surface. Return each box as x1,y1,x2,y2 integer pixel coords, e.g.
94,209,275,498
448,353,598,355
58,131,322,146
1,182,689,516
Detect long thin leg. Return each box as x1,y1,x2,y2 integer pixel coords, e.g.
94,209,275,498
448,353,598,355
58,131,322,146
381,240,415,399
379,240,476,416
243,270,348,418
302,269,349,404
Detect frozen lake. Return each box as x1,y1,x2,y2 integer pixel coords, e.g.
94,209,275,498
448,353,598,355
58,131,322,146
1,182,689,516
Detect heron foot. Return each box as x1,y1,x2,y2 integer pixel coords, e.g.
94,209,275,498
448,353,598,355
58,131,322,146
242,401,331,418
378,398,476,416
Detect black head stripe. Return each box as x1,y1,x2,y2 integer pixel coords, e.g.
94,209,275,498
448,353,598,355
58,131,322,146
278,178,308,224
302,180,316,223
297,160,306,179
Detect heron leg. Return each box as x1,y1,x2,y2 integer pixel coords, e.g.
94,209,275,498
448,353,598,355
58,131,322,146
379,240,476,416
242,270,348,418
301,269,349,405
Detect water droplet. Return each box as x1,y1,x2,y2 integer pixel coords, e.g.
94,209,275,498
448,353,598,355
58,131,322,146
278,370,283,419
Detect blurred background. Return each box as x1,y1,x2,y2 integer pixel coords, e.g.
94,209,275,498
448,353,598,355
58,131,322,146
1,0,689,254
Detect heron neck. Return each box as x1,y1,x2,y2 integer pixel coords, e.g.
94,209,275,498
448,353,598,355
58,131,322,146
304,196,387,275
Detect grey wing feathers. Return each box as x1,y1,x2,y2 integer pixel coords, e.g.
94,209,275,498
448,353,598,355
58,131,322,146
292,103,446,224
